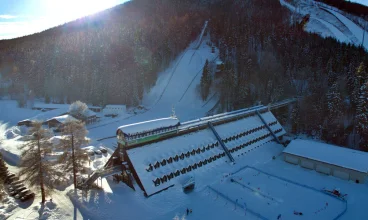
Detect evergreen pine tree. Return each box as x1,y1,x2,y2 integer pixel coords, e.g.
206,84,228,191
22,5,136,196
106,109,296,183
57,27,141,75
18,122,55,203
60,120,89,188
200,59,211,100
356,82,368,151
326,83,343,122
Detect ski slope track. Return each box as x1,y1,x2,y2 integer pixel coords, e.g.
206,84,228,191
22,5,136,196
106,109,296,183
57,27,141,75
87,21,220,143
279,0,368,50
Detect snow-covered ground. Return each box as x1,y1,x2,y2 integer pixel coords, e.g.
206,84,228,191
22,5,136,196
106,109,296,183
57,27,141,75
280,0,368,50
65,142,368,220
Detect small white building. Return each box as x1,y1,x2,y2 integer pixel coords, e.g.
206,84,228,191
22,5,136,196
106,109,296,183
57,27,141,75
103,105,126,116
283,139,368,183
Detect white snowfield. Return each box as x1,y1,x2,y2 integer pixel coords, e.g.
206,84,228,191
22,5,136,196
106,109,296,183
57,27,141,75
284,139,368,173
280,0,368,50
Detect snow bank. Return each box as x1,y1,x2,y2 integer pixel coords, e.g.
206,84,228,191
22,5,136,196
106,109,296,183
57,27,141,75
0,196,17,219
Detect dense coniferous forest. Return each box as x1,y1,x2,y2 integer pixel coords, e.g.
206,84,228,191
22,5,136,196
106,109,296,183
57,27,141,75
0,0,208,106
1,0,368,151
208,0,368,151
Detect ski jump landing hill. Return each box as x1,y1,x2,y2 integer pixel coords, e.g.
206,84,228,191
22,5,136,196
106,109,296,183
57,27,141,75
122,100,294,196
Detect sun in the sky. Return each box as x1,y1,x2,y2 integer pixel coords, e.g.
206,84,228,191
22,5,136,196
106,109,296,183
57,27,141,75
43,0,125,22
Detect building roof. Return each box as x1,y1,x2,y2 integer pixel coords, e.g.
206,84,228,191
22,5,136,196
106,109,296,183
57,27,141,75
117,117,180,136
105,105,126,108
127,111,285,196
283,139,368,173
18,107,69,124
82,109,96,117
47,114,78,124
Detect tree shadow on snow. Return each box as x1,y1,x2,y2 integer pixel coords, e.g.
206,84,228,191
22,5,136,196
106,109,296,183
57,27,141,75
37,200,58,219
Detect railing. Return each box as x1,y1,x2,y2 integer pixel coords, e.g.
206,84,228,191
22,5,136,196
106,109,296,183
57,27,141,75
207,121,235,162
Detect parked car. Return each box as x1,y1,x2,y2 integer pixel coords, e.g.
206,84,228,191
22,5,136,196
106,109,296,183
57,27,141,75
5,174,18,184
86,149,95,156
99,147,108,154
10,180,22,185
20,192,35,202
94,149,102,155
15,189,31,199
8,183,24,191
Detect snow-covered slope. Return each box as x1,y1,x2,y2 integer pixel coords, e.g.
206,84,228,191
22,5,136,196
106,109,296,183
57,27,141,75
280,0,368,50
88,23,220,143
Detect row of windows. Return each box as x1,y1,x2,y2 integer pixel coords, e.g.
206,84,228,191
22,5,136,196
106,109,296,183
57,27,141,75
146,121,280,172
152,153,227,186
222,121,278,143
146,142,220,172
227,128,283,153
151,128,283,187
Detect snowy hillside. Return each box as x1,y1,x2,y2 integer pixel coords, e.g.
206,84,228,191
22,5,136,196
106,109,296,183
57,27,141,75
280,0,368,50
88,23,220,143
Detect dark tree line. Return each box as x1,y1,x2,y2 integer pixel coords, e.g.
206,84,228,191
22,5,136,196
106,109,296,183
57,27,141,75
315,0,368,17
0,0,208,106
207,0,368,151
1,0,368,151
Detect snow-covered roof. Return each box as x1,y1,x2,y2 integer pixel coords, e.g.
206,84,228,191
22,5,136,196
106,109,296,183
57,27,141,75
283,139,368,173
47,114,78,124
83,109,97,117
127,111,285,196
105,105,126,108
18,107,69,123
117,117,180,136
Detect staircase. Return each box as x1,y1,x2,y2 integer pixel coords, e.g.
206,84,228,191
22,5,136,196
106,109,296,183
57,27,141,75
207,121,235,162
256,110,281,144
79,165,122,189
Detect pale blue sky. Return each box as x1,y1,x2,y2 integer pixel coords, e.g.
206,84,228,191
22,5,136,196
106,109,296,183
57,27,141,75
350,0,368,6
0,0,128,40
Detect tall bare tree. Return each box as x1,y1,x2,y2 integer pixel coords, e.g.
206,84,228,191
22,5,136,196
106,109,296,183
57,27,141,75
60,120,88,188
19,122,55,203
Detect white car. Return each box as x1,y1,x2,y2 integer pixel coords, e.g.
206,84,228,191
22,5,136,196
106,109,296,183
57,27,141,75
94,149,102,155
99,147,108,154
86,149,95,156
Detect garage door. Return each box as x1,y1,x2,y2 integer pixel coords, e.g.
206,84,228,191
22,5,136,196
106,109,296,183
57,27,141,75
333,170,349,180
300,159,314,170
316,165,331,175
285,155,299,165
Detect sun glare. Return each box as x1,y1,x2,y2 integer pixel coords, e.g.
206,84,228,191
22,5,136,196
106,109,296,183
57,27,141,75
43,0,121,23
